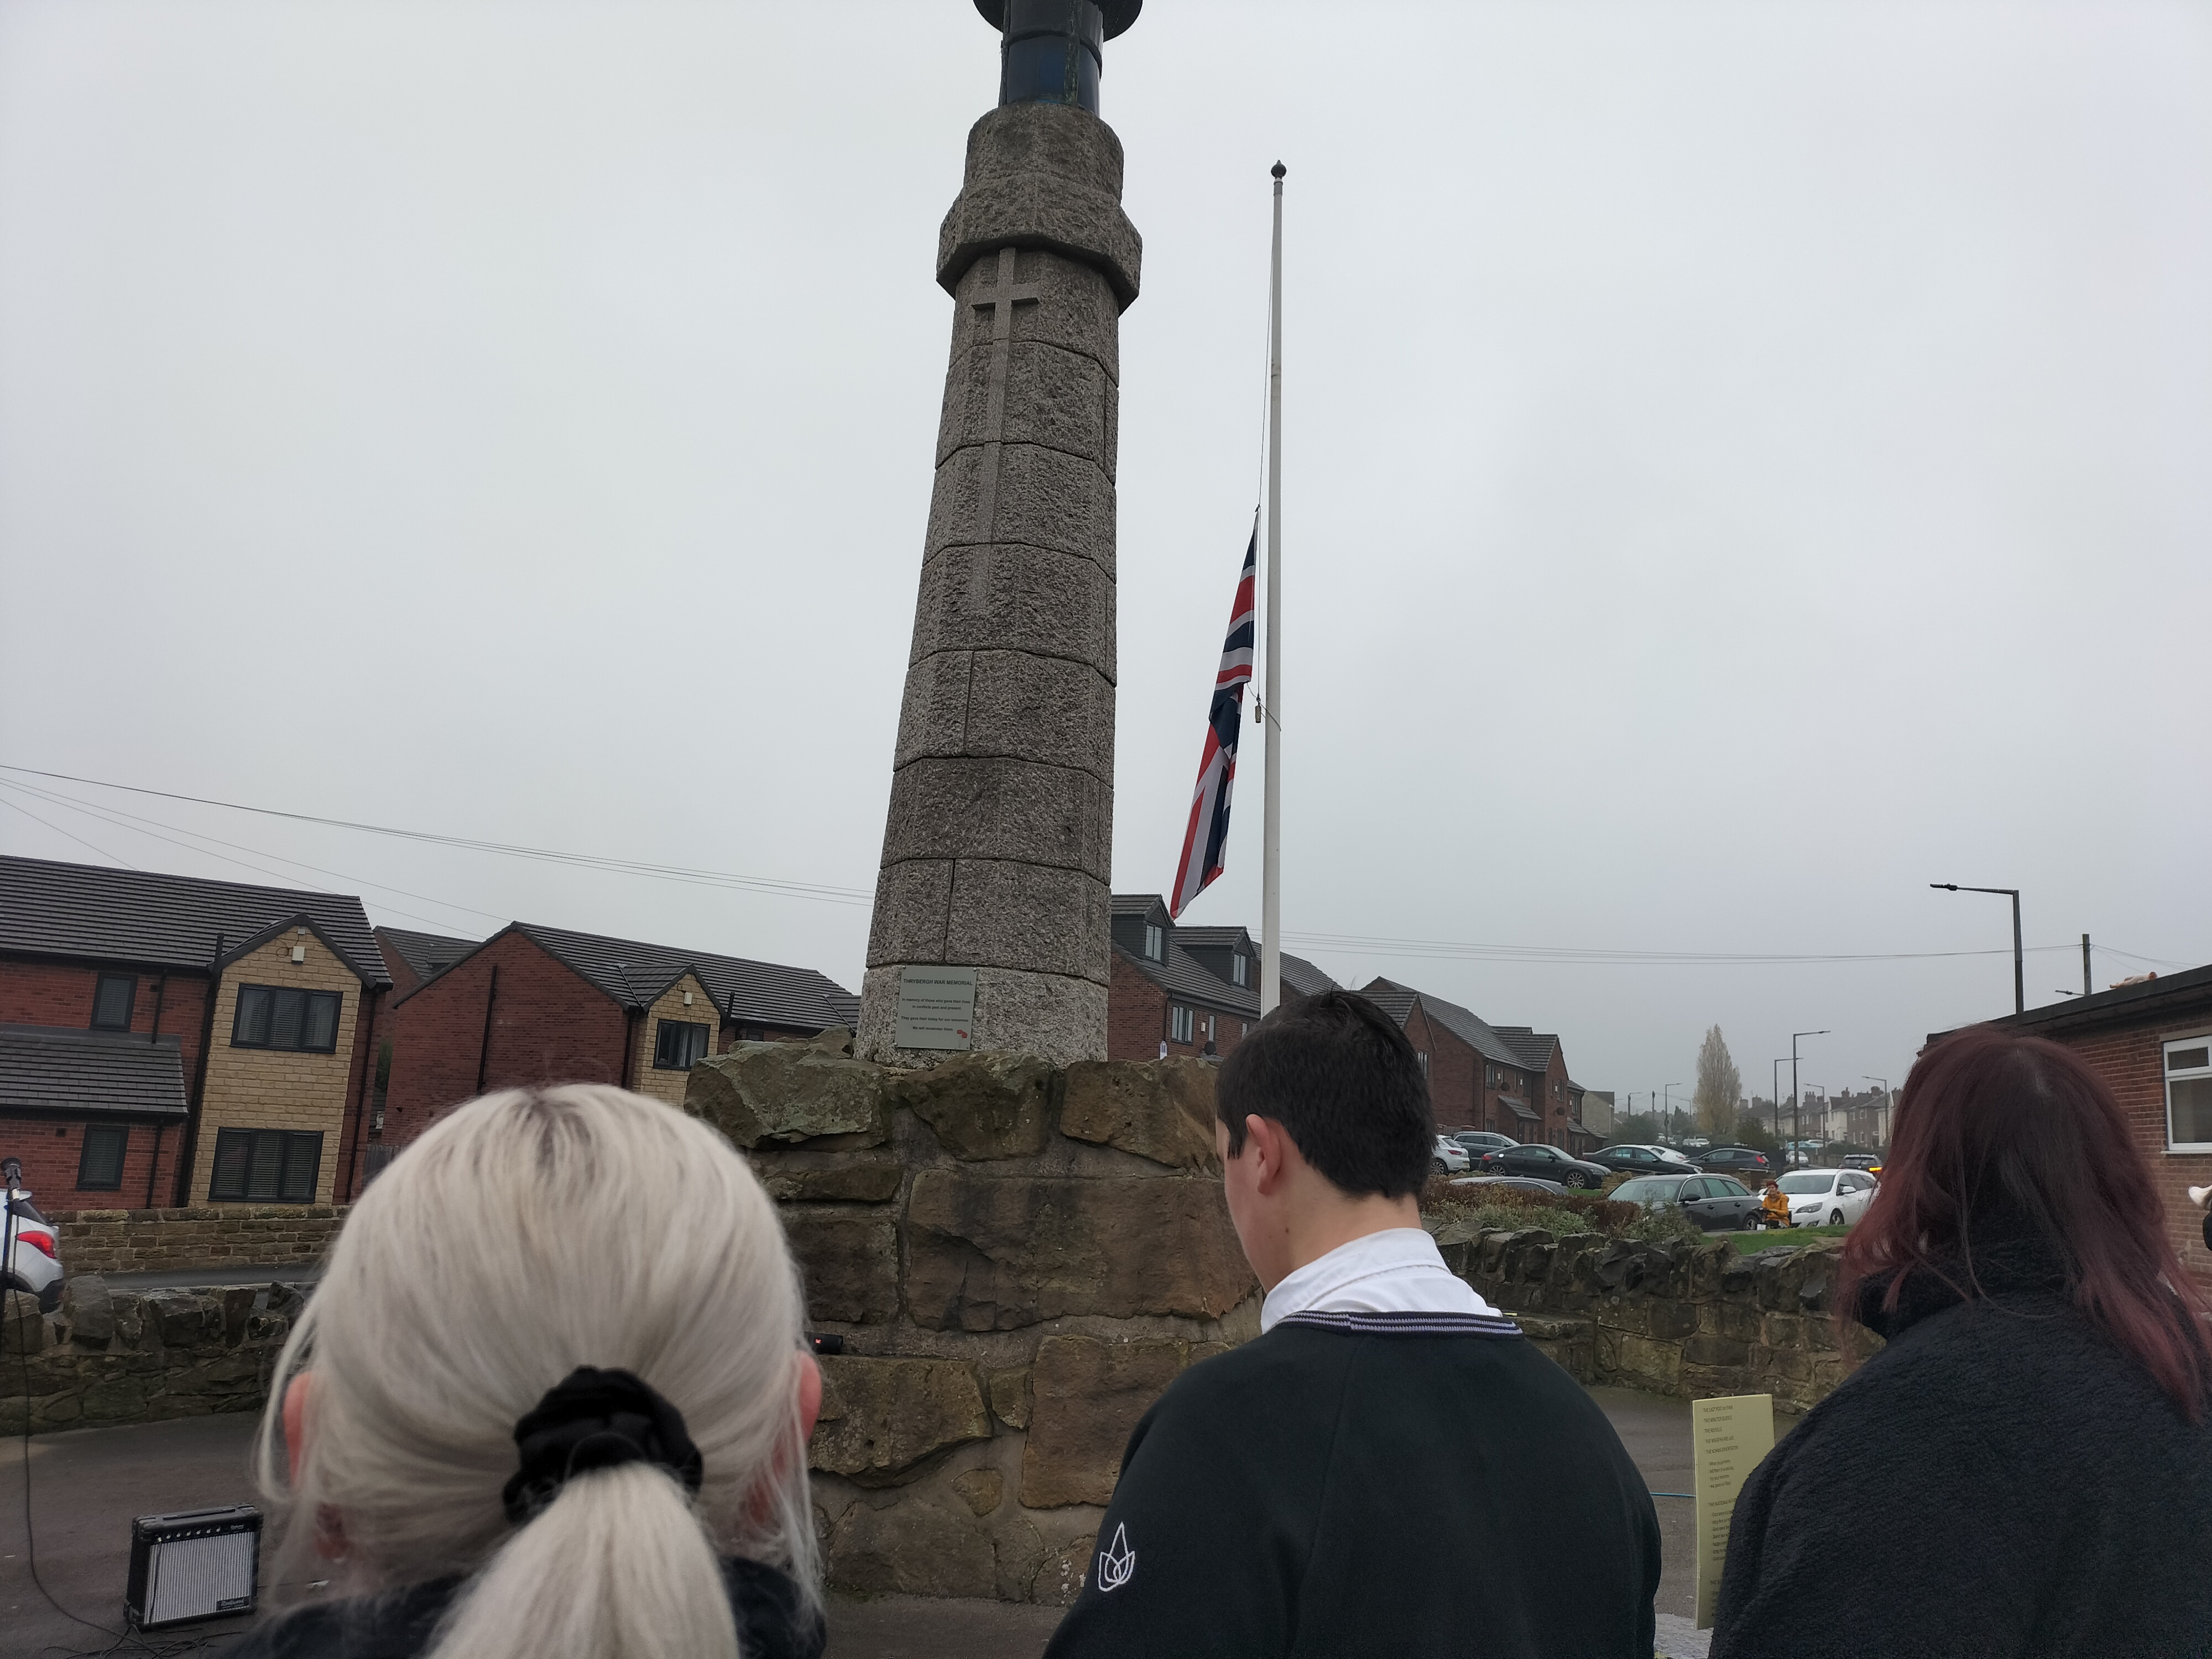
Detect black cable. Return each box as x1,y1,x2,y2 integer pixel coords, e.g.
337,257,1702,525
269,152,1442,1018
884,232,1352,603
8,1182,240,1658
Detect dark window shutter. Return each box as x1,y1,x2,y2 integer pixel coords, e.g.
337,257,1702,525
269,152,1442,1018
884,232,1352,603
77,1125,128,1190
234,987,272,1046
209,1129,254,1199
92,975,135,1031
304,992,340,1051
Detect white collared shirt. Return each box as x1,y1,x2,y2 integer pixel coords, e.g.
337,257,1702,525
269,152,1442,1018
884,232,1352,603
1259,1226,1501,1334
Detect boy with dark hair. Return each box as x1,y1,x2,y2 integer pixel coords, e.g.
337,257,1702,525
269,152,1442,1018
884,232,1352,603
1044,990,1660,1658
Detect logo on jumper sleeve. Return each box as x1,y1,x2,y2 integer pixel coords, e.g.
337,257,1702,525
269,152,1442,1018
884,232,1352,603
1096,1524,1137,1593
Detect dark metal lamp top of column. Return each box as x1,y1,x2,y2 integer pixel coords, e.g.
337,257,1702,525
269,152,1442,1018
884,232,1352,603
975,0,1141,115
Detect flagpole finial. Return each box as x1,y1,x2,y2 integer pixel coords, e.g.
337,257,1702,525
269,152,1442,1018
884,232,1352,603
1271,161,1286,179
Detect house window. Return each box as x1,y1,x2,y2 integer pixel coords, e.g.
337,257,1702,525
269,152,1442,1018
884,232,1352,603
1417,1052,1429,1076
1145,924,1164,961
1240,1022,1249,1039
2167,1039,2212,1151
92,973,136,1031
1170,1005,1194,1044
654,1020,711,1070
232,985,342,1052
208,1128,324,1203
77,1124,128,1190
1232,954,1248,987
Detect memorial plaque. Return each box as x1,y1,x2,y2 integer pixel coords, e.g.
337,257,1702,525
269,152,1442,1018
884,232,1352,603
893,965,977,1051
1693,1392,1775,1629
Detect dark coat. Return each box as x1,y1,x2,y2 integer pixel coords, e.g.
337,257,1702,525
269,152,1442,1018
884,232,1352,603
1042,1311,1661,1659
224,1556,821,1659
1711,1231,2212,1659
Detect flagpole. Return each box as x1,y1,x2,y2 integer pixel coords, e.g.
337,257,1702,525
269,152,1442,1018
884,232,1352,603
1260,160,1285,1016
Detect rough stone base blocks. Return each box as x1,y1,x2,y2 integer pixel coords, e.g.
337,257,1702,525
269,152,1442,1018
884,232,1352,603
685,1033,1256,1603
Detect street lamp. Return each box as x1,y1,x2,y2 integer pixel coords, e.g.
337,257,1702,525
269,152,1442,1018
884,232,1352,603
1864,1075,1891,1149
1791,1030,1828,1167
1931,883,2023,1015
1662,1083,1685,1145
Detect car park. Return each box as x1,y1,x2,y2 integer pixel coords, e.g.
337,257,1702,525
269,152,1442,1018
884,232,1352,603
1431,1136,1472,1175
1471,1142,1613,1190
1453,1131,1518,1159
1587,1143,1700,1178
1,1183,63,1313
1693,1145,1773,1180
1609,1173,1763,1231
1777,1168,1878,1228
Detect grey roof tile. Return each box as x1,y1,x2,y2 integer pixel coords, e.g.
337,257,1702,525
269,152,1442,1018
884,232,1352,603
0,854,387,987
1279,954,1339,998
513,923,856,1033
1114,942,1261,1016
1360,977,1528,1070
0,1024,188,1119
374,927,479,984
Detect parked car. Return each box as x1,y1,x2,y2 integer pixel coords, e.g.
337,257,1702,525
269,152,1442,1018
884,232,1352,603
1,1184,63,1313
1446,1175,1572,1199
1453,1131,1518,1158
1471,1142,1612,1190
1678,1136,1712,1152
1587,1143,1700,1178
1776,1167,1878,1228
1693,1145,1773,1180
1839,1154,1884,1175
1431,1136,1472,1175
1610,1173,1764,1231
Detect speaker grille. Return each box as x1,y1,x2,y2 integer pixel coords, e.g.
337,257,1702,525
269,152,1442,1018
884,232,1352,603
145,1528,258,1625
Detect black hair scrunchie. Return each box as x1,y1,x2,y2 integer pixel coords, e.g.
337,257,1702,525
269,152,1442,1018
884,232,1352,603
501,1366,705,1526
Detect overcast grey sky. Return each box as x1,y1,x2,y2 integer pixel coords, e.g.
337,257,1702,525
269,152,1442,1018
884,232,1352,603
2,0,2206,1109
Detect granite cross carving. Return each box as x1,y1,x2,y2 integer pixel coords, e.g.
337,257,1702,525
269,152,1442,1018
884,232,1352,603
965,244,1040,609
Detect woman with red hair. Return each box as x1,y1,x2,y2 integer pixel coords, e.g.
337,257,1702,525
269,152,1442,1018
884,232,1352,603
1712,1026,2212,1659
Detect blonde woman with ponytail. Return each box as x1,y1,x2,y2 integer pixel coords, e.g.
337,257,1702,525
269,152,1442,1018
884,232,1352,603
233,1085,825,1659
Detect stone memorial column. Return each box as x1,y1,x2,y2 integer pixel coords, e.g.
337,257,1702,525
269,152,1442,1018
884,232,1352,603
857,1,1142,1066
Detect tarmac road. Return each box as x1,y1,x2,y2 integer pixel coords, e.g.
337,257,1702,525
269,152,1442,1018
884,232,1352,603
1,1389,1738,1658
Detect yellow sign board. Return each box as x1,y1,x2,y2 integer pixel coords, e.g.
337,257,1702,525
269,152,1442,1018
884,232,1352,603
1692,1392,1775,1629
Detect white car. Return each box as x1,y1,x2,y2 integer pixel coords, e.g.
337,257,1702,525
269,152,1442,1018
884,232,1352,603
1431,1136,1472,1175
2,1184,64,1313
1775,1167,1877,1228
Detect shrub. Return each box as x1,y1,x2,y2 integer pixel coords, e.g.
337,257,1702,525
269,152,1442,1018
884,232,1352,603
1422,1176,1639,1238
1624,1204,1706,1248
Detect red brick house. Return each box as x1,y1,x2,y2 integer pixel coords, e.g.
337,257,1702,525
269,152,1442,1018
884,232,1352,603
1361,977,1597,1149
1105,894,1337,1062
377,921,857,1166
1964,963,2212,1288
0,854,390,1210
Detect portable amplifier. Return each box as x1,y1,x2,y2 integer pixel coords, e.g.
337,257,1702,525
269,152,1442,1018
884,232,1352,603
126,1506,263,1629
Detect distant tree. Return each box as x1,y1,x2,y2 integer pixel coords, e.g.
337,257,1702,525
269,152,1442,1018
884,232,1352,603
1731,1110,1783,1160
1611,1110,1663,1146
1694,1026,1743,1140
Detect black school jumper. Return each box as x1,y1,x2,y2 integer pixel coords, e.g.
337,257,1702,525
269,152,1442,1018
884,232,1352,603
1043,1310,1661,1659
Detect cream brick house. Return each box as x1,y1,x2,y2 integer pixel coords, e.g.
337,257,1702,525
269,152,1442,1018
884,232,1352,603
191,915,382,1206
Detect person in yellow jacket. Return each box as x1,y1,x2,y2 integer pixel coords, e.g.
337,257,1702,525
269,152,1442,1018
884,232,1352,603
1759,1180,1791,1230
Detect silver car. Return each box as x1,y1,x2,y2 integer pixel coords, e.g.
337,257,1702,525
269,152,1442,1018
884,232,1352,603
2,1184,63,1313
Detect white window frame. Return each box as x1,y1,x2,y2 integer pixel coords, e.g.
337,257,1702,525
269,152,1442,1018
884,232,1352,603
1145,924,1164,961
1232,953,1248,987
1170,1004,1193,1044
2164,1033,2212,1153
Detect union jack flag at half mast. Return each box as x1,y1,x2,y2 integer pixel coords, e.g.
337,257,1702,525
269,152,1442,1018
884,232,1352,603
1169,525,1258,918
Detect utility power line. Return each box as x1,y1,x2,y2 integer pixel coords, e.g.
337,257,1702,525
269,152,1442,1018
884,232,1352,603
0,763,2194,974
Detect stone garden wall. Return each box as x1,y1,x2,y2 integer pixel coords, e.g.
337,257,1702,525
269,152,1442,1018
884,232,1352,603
686,1034,1259,1605
1,1276,309,1434
1436,1223,1882,1411
50,1205,347,1275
